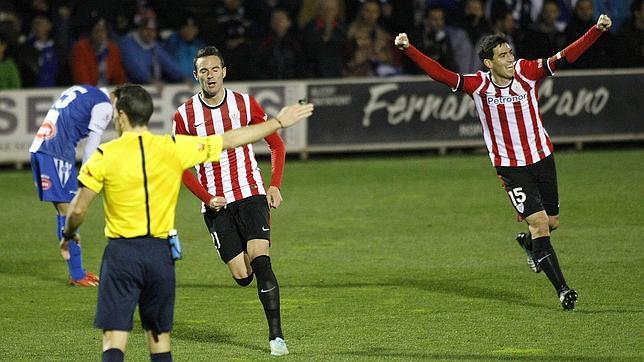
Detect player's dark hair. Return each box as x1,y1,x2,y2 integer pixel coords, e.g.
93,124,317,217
193,46,225,72
112,84,153,127
632,0,643,15
478,34,510,61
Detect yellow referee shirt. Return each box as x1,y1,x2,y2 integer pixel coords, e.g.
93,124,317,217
78,131,223,239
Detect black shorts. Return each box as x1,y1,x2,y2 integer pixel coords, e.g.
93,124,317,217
495,155,559,219
203,195,271,263
95,237,175,333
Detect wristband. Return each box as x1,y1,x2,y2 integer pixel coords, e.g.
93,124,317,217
274,117,284,128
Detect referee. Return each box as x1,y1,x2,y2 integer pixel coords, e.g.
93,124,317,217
59,84,313,362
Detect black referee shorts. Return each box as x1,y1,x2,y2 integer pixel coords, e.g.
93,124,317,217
95,237,175,333
204,195,271,263
495,155,559,220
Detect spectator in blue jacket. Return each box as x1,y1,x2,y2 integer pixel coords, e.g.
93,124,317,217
163,17,205,82
118,14,186,84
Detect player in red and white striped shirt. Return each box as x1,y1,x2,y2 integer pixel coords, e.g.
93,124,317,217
173,46,293,356
395,14,613,310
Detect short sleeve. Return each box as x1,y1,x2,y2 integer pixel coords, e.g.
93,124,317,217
174,134,223,169
88,102,113,134
78,149,105,193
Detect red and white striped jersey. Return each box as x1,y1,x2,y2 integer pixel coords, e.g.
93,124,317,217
173,89,284,204
458,58,555,167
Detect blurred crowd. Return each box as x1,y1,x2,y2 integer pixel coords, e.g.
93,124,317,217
0,0,642,90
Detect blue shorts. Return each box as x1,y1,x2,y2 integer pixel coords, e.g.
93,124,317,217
95,237,175,333
30,152,78,203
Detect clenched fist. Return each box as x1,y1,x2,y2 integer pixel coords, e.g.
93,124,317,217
596,14,612,32
394,33,409,50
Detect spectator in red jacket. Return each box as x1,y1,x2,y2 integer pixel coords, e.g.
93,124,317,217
70,17,127,86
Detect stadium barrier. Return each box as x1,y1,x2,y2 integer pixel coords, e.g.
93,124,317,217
1,69,642,164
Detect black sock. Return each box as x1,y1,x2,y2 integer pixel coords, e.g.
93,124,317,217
524,231,533,251
235,273,254,286
102,348,124,362
150,351,172,361
532,236,568,294
251,255,282,340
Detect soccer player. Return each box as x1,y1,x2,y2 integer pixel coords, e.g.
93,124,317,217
29,85,112,286
172,46,290,355
395,14,614,310
59,84,313,361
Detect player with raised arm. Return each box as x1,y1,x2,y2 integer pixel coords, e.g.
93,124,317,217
172,46,290,355
395,15,613,310
59,84,313,361
29,85,112,286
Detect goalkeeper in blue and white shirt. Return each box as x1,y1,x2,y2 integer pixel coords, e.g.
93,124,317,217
29,85,112,286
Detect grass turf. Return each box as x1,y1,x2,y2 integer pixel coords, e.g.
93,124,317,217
0,149,642,361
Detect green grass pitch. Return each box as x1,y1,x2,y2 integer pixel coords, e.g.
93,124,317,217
0,149,642,361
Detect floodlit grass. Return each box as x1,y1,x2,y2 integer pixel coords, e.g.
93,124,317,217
0,149,642,360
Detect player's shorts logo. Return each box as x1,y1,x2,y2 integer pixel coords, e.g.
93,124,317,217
40,175,52,190
54,158,72,186
35,120,57,140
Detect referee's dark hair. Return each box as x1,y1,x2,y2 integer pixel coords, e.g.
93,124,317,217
112,84,153,127
479,34,510,61
193,46,225,72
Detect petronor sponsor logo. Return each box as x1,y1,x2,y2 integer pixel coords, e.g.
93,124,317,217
40,175,52,190
36,120,57,140
487,93,527,105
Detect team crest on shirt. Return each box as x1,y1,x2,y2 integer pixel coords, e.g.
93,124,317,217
229,110,240,124
516,203,525,213
35,120,57,140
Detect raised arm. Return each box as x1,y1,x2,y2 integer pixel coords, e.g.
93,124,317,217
394,33,460,89
220,102,313,150
548,14,612,69
175,102,313,210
